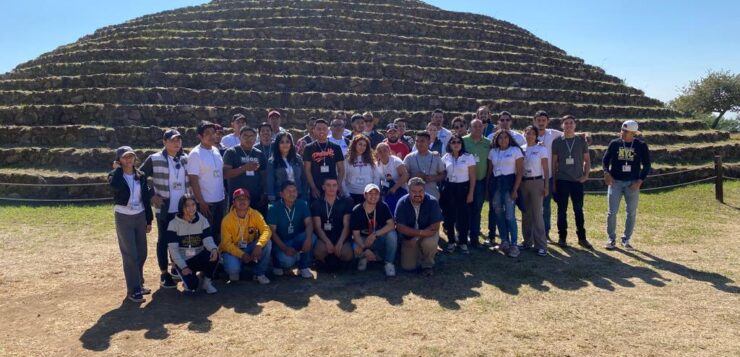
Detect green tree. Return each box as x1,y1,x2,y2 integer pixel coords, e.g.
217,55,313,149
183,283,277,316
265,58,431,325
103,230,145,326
669,70,740,129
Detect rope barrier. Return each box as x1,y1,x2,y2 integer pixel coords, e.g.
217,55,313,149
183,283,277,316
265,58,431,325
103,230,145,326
587,166,709,182
584,176,717,194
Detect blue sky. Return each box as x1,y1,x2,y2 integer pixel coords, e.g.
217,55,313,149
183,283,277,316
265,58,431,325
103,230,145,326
0,0,737,103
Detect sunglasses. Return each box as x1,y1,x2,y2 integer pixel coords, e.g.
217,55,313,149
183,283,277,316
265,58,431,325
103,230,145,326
450,141,462,144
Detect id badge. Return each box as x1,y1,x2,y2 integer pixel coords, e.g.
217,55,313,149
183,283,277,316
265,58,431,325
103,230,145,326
525,169,532,176
622,164,631,172
213,170,221,178
451,175,458,182
172,182,184,191
495,169,502,176
131,202,142,210
238,241,249,249
324,222,333,231
565,157,575,165
246,170,255,176
320,165,330,173
287,225,295,235
185,248,196,258
474,155,480,163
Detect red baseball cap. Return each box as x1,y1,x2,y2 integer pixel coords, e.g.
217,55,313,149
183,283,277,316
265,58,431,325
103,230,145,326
232,188,251,200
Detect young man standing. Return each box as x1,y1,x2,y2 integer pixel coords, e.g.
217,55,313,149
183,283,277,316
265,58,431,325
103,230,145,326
603,120,651,250
186,121,226,243
383,123,411,159
255,122,274,160
346,114,365,141
393,117,415,151
329,118,351,156
223,127,269,215
350,184,398,277
403,132,446,200
430,108,452,150
533,110,562,241
551,115,593,249
295,118,318,156
362,111,385,149
395,177,443,276
221,113,247,149
487,111,525,146
463,119,491,248
303,119,346,199
268,109,288,142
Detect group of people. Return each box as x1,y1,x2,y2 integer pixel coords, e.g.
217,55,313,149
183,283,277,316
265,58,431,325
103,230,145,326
109,107,652,303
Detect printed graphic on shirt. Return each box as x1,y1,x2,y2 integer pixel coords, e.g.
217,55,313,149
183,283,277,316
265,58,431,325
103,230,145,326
181,234,203,247
311,148,337,163
618,147,635,161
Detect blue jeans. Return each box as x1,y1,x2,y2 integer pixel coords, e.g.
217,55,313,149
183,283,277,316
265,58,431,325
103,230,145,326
492,175,518,246
468,179,486,245
543,177,553,234
607,179,640,243
357,230,398,263
273,232,317,269
222,240,273,277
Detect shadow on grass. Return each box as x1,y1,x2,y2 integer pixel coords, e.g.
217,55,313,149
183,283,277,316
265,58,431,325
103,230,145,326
79,245,738,351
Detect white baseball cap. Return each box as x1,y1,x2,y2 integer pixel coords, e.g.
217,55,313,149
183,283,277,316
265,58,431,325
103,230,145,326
621,120,640,134
364,183,380,194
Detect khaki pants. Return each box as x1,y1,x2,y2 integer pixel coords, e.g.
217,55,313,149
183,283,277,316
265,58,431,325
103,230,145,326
401,233,439,270
314,239,354,262
522,179,547,249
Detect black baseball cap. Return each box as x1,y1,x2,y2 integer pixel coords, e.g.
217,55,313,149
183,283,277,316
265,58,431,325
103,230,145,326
163,129,182,141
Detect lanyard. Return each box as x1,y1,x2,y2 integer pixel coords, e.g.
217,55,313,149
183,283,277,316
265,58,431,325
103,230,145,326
365,207,377,233
565,137,576,158
415,153,433,175
318,141,329,165
260,144,272,160
284,205,296,225
237,214,250,242
325,199,334,222
621,140,635,161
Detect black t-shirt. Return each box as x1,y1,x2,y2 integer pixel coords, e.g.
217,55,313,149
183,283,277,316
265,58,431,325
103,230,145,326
310,196,353,243
223,146,267,198
350,202,394,237
603,138,651,181
302,140,345,187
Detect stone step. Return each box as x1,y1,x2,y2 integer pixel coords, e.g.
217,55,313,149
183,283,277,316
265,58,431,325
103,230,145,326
0,72,657,107
0,87,663,111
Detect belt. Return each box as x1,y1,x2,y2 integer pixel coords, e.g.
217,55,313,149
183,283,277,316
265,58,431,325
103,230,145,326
523,176,543,181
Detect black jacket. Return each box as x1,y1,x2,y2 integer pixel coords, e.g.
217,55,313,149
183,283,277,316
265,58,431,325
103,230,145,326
108,167,154,224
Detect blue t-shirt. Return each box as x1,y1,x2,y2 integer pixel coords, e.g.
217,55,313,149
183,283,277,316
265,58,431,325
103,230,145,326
267,199,311,240
394,193,443,240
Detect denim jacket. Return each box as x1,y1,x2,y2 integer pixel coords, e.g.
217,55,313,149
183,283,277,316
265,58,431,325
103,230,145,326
266,155,308,201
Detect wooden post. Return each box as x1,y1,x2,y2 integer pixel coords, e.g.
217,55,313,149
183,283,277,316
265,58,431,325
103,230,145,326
715,155,723,203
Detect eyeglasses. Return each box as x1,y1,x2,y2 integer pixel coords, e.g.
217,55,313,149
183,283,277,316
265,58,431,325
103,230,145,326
450,141,462,144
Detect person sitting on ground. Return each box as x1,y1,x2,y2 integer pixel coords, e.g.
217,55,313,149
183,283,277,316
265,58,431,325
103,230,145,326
267,181,317,279
350,184,398,277
311,178,355,271
167,195,220,294
395,177,443,276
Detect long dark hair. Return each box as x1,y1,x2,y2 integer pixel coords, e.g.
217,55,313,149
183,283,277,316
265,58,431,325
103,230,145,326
445,133,468,155
348,135,376,168
491,129,523,154
176,195,197,219
272,132,298,169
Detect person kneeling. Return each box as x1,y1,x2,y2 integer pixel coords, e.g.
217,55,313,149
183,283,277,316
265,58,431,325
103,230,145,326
167,195,220,294
267,181,317,279
312,178,355,272
350,184,398,277
395,177,443,276
220,188,273,285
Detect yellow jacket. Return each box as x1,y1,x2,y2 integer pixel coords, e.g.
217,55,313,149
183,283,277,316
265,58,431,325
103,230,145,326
219,207,271,258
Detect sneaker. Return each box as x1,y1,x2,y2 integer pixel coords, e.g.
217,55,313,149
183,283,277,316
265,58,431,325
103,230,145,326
578,239,594,250
357,257,368,271
299,268,313,279
460,244,470,255
422,267,434,277
499,241,511,253
170,267,181,281
254,275,271,285
518,244,531,251
446,243,456,253
140,287,152,295
384,262,396,277
558,238,568,248
160,273,177,289
605,240,617,250
228,274,240,282
508,245,520,258
537,248,547,257
128,291,145,303
622,239,634,251
272,268,284,276
546,233,553,243
202,278,217,294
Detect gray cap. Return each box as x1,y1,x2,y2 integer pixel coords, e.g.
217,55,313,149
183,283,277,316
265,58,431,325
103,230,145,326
163,129,182,141
115,146,136,161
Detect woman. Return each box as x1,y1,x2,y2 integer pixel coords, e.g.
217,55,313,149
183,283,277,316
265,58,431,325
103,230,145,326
267,132,308,202
343,135,380,205
521,126,549,257
108,146,153,303
426,122,444,154
488,129,524,257
167,195,220,294
375,142,410,213
440,134,476,254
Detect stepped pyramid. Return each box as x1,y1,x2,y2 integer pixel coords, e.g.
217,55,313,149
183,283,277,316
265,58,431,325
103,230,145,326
0,0,737,201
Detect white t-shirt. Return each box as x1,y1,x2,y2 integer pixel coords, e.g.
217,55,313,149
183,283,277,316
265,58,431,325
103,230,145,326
438,127,453,150
186,144,225,203
522,144,548,178
343,157,380,195
167,155,188,213
220,134,240,149
538,128,564,177
487,130,526,147
283,158,295,182
378,155,407,190
329,136,349,156
488,147,523,177
114,173,144,215
442,153,476,183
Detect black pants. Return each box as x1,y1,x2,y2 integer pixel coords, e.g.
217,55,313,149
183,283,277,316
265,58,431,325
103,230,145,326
199,200,226,245
554,180,586,241
441,181,471,245
155,212,176,272
174,250,218,291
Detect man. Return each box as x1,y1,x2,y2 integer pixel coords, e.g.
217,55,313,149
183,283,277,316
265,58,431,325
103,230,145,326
213,124,227,156
267,181,316,279
138,129,189,288
303,119,346,199
268,109,288,142
487,111,525,146
311,178,354,269
393,117,415,151
430,108,452,150
255,122,274,160
350,184,398,277
383,123,410,159
221,113,247,148
186,121,226,244
219,188,273,284
346,113,365,141
478,106,495,138
329,118,350,156
223,127,269,215
551,115,593,249
295,117,317,156
403,132,446,200
462,119,491,248
603,120,651,250
395,177,443,276
333,111,353,138
362,111,385,149
450,116,468,137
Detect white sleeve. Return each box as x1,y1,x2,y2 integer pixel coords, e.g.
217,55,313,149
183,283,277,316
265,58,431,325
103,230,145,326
513,149,524,160
203,237,218,252
168,242,188,269
186,150,200,176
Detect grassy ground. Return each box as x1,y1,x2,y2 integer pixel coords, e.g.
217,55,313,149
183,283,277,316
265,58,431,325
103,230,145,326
0,182,738,356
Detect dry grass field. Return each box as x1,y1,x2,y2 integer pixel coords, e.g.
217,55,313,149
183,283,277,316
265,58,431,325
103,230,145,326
1,182,739,356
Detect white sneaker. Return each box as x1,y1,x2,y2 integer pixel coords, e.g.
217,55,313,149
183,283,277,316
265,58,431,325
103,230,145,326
272,268,284,276
202,278,217,294
508,245,520,258
357,257,368,271
254,275,271,285
299,268,313,279
384,262,396,277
